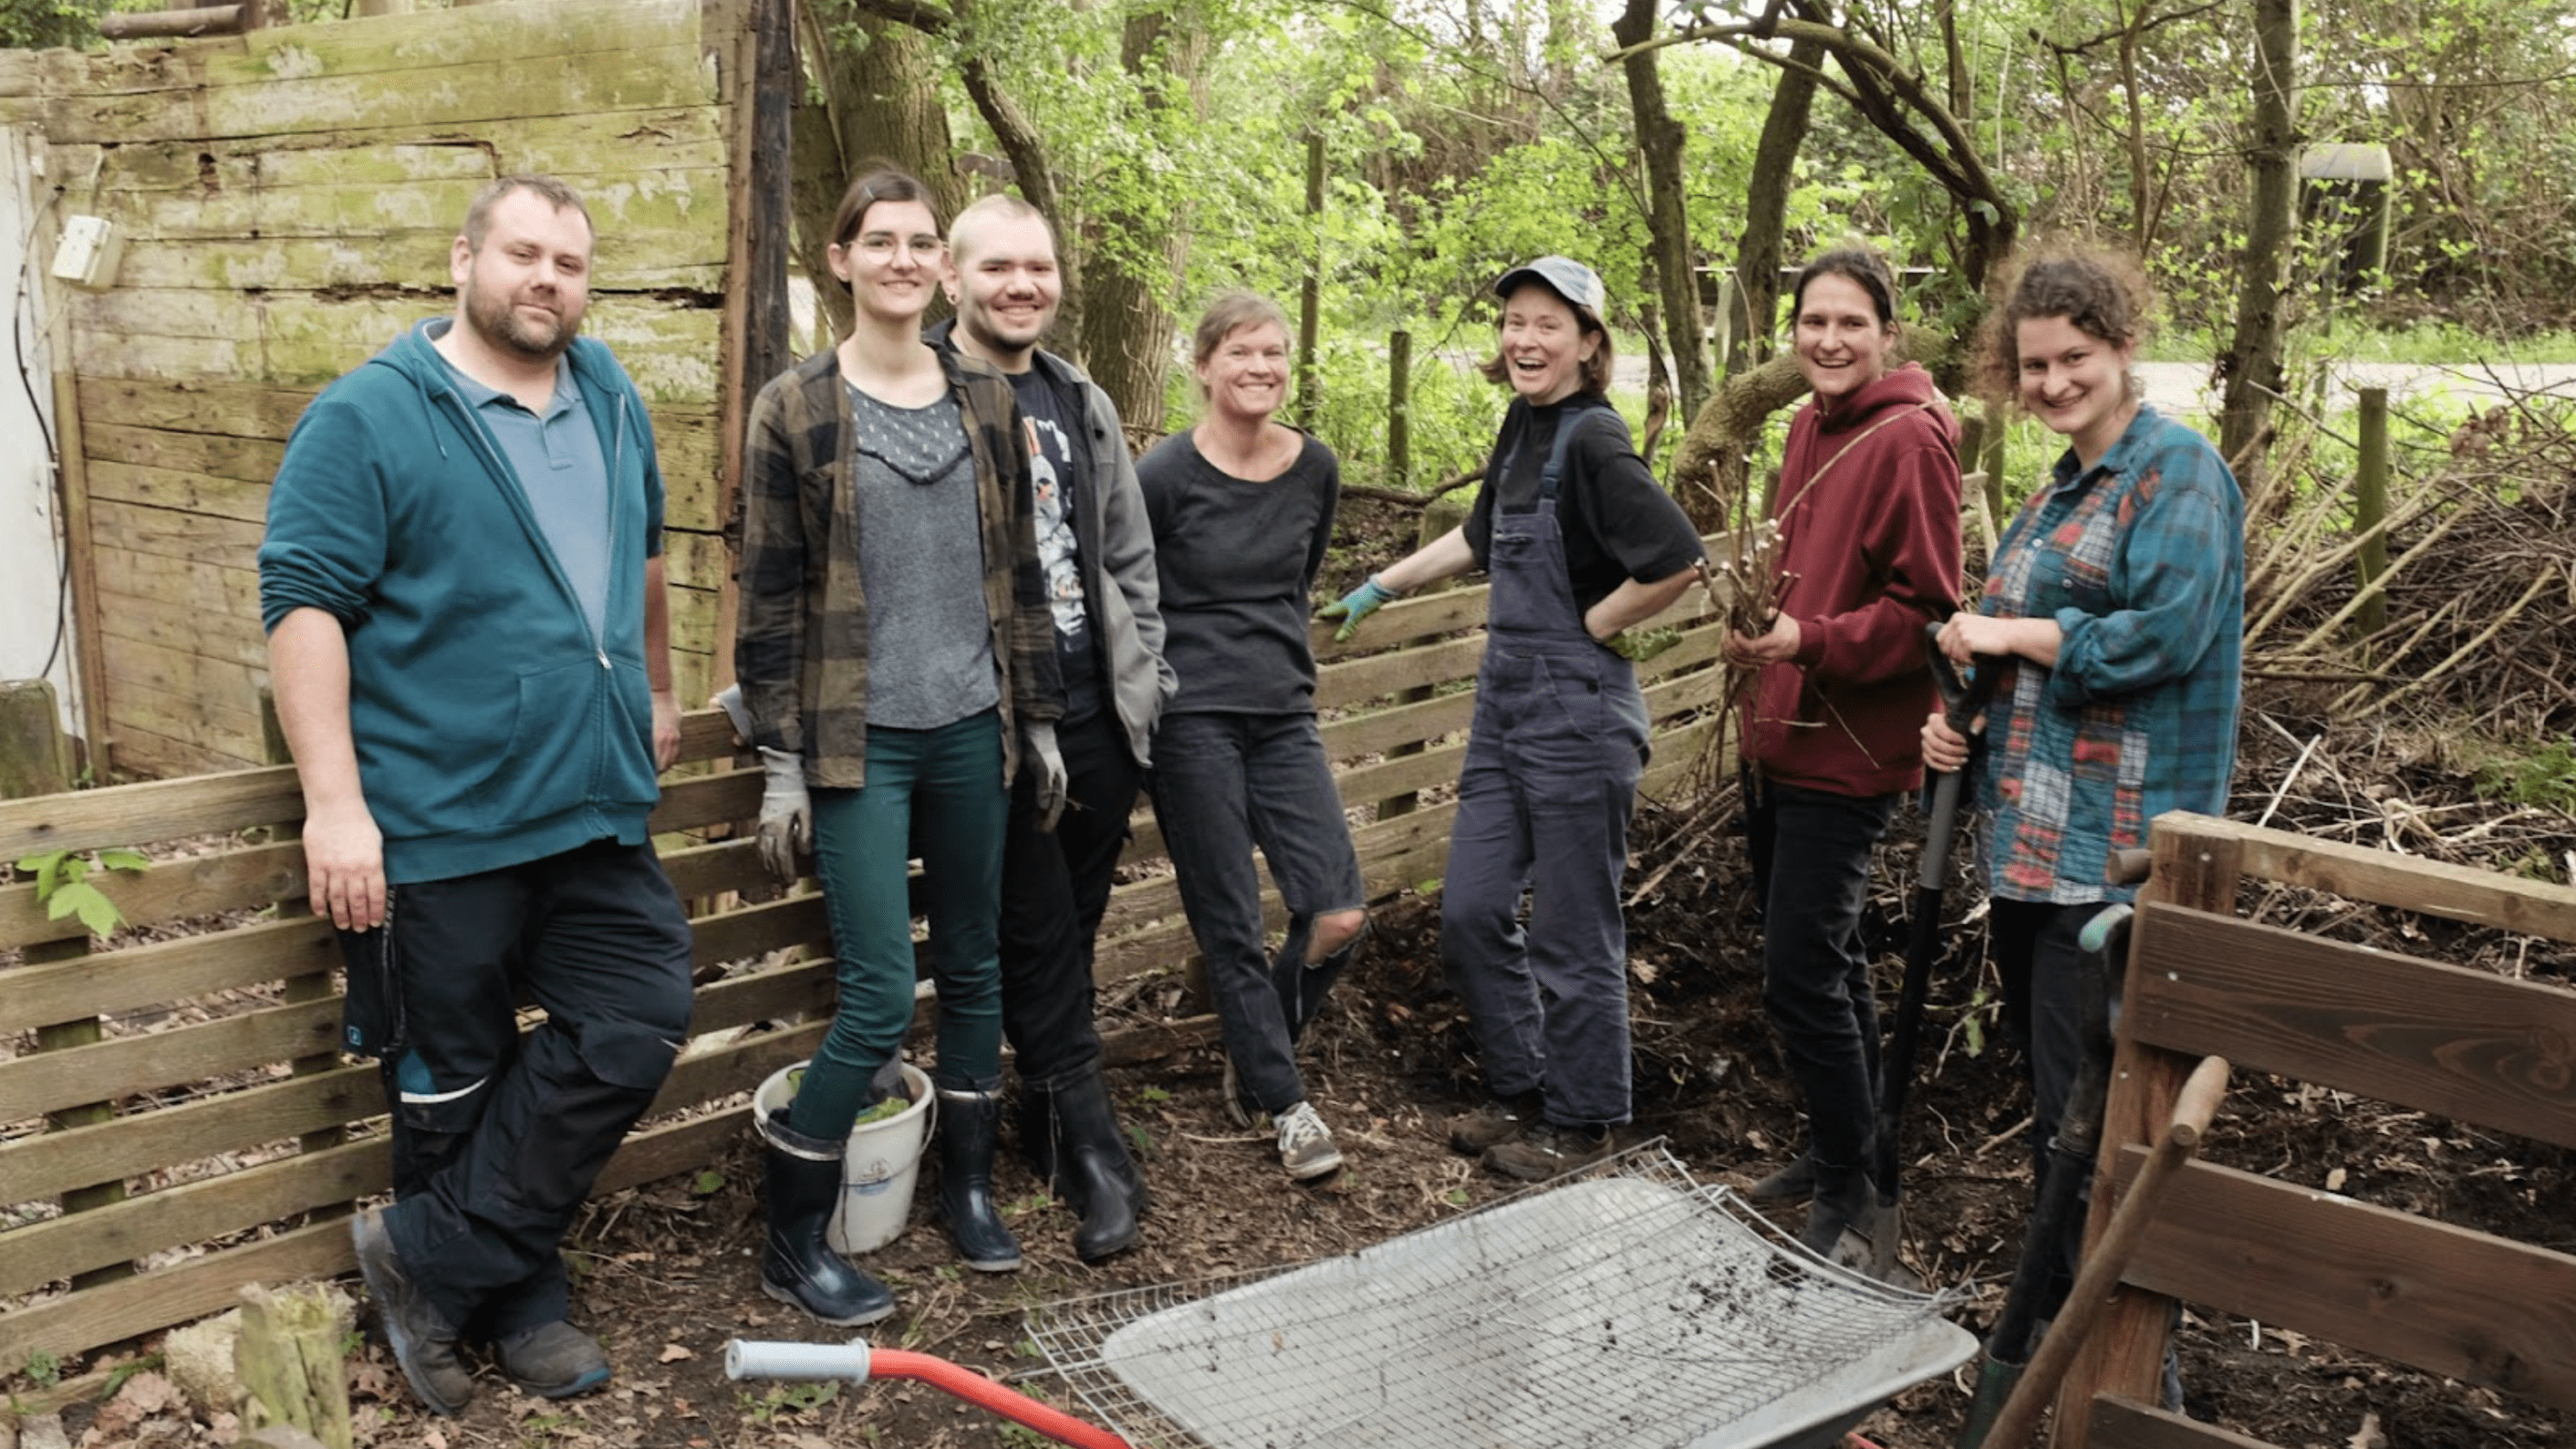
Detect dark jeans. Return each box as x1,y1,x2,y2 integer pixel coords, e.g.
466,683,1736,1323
998,708,1142,1083
799,709,1009,1137
355,839,693,1340
1149,710,1366,1114
1750,777,1896,1170
1990,895,2111,1319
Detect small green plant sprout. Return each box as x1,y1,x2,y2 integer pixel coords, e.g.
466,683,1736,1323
1134,1084,1172,1106
22,1347,61,1389
16,847,151,939
691,1169,726,1195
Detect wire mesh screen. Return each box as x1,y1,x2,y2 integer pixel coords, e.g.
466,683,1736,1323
1024,1145,1975,1449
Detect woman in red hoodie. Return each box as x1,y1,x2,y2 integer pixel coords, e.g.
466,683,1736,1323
1725,246,1963,1258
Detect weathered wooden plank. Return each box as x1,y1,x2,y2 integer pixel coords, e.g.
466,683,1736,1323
0,996,340,1120
0,1217,352,1371
98,677,271,767
2127,902,2576,1150
57,107,729,196
690,893,830,971
85,461,269,532
2156,812,2576,943
100,632,265,715
0,915,334,1032
648,766,762,834
210,0,703,89
78,376,317,442
90,591,268,671
2116,1152,2576,1411
0,763,301,857
659,527,732,593
0,839,303,949
90,496,265,567
1314,633,1489,712
47,39,717,145
108,726,258,783
85,422,286,490
0,1063,377,1204
91,545,260,619
111,168,727,259
2085,1396,2278,1449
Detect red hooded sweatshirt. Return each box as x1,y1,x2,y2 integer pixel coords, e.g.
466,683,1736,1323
1741,361,1963,797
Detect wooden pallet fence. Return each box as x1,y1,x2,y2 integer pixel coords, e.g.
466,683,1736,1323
2051,813,2576,1449
0,545,1737,1370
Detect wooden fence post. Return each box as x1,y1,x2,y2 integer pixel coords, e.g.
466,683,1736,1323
2353,386,2390,645
0,680,69,801
1387,328,1411,493
1293,131,1324,433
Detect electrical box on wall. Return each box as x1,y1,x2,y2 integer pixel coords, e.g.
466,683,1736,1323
50,215,124,290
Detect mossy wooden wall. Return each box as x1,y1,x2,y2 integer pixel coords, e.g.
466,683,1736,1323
0,0,737,779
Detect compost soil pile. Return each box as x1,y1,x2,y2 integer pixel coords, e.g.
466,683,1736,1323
38,495,2576,1449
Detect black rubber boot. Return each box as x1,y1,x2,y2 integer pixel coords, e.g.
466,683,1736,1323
936,1085,1023,1272
1799,1161,1881,1260
1031,1065,1147,1262
755,1111,895,1327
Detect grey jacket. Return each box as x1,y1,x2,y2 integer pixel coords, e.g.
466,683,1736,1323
930,321,1175,766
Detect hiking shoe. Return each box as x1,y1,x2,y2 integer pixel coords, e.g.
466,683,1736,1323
1481,1122,1616,1183
495,1320,612,1398
1220,1054,1269,1131
1745,1154,1816,1204
1446,1089,1545,1156
351,1208,473,1416
1274,1101,1344,1181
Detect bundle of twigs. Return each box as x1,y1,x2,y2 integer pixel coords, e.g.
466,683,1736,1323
2243,382,2576,738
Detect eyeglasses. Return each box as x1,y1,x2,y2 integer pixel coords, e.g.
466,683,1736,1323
843,233,946,261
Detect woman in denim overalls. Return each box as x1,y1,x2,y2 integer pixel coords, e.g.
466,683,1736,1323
1323,258,1705,1180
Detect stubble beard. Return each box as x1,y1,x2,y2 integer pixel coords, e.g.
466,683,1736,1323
465,277,582,362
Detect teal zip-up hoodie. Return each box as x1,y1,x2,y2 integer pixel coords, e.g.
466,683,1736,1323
259,319,666,884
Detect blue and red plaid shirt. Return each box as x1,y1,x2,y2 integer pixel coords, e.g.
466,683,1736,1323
1971,405,2245,903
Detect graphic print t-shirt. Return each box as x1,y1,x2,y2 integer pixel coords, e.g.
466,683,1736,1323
1010,369,1102,724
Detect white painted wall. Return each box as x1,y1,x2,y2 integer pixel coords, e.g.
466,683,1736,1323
0,125,82,738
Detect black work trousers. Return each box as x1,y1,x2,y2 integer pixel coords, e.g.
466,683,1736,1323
1749,777,1896,1171
352,839,693,1340
997,708,1142,1084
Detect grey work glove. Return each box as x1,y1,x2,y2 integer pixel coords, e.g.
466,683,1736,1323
1023,720,1069,834
755,746,812,885
712,682,753,745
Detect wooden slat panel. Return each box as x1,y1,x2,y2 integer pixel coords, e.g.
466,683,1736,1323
109,727,259,783
77,376,317,443
1314,633,1490,711
84,422,286,491
0,916,334,1032
0,764,302,857
0,1218,352,1371
649,766,763,833
94,591,268,672
0,998,340,1120
2127,902,2576,1149
0,839,302,948
2087,1395,2279,1449
2153,812,2576,943
0,1068,380,1210
2116,1152,2576,1410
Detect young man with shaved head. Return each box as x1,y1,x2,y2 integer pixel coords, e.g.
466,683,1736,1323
930,194,1173,1261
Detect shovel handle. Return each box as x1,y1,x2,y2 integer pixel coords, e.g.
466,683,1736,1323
1924,620,2005,735
1981,1055,2231,1449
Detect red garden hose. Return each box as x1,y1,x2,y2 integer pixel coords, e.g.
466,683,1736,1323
727,1339,1130,1449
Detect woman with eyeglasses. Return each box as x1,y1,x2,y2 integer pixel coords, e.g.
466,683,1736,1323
732,165,1064,1322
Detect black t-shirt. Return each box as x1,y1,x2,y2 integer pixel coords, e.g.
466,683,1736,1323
1009,368,1105,726
1464,395,1706,614
1136,429,1338,715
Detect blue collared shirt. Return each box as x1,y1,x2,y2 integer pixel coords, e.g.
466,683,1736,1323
437,337,612,644
1972,404,2245,903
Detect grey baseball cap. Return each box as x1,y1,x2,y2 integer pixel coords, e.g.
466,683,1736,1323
1493,255,1605,322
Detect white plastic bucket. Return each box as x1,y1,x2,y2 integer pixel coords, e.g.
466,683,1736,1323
753,1060,934,1256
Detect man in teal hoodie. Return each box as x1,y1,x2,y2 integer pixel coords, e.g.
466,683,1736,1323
259,175,693,1415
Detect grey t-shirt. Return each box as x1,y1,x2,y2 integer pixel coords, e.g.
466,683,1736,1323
1136,428,1338,715
436,339,611,644
847,380,1000,730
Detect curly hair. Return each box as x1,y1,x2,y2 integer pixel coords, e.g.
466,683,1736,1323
1973,247,2156,403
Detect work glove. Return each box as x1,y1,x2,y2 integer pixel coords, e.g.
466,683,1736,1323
712,683,753,745
1024,720,1069,834
755,746,812,885
1319,575,1399,641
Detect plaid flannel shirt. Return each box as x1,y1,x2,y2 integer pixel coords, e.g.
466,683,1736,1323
1972,405,2244,903
733,345,1062,789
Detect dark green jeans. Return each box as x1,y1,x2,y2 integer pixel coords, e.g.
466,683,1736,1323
790,708,1009,1139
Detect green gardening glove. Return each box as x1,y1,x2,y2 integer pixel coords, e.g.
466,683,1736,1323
1320,575,1398,641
